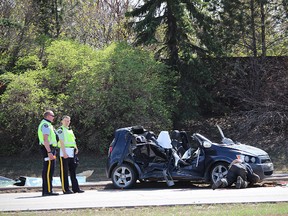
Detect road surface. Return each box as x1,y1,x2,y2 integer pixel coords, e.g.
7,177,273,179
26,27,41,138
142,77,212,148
1,184,288,212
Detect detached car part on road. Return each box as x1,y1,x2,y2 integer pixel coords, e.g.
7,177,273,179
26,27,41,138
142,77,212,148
106,125,274,189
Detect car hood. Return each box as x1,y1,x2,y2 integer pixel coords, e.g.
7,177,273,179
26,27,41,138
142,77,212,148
221,143,268,156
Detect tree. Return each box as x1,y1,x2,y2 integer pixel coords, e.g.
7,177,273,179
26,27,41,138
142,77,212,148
61,0,136,49
1,0,37,70
0,70,54,155
207,0,288,57
32,0,64,38
126,0,219,125
66,42,172,152
1,0,65,71
126,0,217,69
0,40,172,155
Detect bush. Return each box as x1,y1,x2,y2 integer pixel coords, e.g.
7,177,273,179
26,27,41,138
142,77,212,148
0,70,54,155
66,42,172,153
0,41,172,155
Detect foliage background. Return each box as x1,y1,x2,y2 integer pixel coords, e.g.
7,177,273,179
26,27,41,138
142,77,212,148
0,0,287,168
0,41,172,155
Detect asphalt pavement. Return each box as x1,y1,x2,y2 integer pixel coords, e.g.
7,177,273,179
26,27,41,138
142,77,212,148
1,185,288,212
1,173,288,212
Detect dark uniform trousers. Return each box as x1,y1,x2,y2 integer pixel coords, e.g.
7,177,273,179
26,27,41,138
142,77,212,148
226,163,260,186
59,154,80,192
40,145,56,195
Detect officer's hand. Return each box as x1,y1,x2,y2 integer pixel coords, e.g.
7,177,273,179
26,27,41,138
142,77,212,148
75,149,79,155
48,153,56,160
63,153,69,159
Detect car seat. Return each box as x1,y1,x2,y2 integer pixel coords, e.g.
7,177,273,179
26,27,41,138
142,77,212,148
171,130,186,157
157,131,172,149
179,131,190,151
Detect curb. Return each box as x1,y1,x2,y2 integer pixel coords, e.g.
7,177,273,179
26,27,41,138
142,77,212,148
0,181,111,192
1,174,288,192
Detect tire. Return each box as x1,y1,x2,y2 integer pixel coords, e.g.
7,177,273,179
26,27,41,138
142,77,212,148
264,171,273,176
210,162,229,184
111,164,137,189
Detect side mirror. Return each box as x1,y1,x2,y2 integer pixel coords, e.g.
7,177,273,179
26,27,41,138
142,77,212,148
203,141,212,148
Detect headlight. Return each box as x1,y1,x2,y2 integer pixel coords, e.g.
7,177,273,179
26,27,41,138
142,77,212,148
250,157,256,163
237,155,257,163
244,155,250,163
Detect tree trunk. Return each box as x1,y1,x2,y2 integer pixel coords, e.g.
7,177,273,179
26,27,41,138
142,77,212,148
54,0,61,38
166,4,179,70
250,0,257,57
260,2,266,57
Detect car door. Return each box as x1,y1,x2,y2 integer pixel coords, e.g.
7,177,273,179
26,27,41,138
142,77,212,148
175,135,207,178
185,134,214,177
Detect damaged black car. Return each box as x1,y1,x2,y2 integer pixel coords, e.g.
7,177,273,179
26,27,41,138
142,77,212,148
106,125,273,189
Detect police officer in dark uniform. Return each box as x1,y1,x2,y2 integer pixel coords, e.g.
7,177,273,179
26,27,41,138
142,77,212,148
57,115,84,194
37,110,59,196
212,159,260,190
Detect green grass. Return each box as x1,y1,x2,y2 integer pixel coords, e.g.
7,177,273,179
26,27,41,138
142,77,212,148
1,203,288,215
0,153,108,182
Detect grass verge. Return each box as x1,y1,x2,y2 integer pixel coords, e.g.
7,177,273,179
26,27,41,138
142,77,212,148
2,202,288,215
0,153,108,182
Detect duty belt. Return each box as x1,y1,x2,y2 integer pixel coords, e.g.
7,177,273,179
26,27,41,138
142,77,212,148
40,144,57,149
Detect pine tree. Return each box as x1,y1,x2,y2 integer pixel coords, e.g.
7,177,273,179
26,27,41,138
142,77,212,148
32,0,64,38
126,0,213,69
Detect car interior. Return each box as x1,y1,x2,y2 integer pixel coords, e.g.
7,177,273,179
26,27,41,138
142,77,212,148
130,127,200,173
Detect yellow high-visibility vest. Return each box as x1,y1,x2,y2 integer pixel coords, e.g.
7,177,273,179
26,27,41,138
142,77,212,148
59,126,76,148
38,119,57,147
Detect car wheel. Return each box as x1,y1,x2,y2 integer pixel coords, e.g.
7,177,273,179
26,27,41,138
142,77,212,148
112,164,137,189
264,171,273,176
210,162,229,184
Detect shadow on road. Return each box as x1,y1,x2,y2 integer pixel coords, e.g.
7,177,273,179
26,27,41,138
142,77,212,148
103,180,277,191
103,181,211,190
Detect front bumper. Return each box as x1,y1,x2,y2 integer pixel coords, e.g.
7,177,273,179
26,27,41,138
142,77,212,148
250,162,274,180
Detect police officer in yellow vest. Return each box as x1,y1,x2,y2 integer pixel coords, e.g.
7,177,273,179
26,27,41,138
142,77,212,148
37,110,59,196
57,115,84,194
